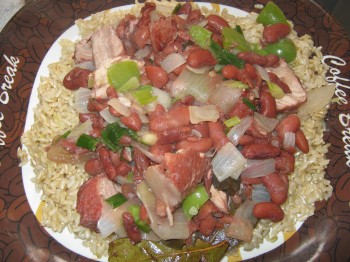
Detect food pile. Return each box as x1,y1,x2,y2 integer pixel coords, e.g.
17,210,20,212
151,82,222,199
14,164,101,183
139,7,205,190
20,1,334,260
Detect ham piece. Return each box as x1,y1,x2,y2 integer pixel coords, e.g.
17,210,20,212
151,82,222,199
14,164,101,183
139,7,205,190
76,174,118,231
91,25,125,69
144,148,210,210
267,60,307,111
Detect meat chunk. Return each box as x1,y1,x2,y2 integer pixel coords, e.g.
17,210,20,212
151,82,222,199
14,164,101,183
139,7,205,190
74,36,93,64
91,25,125,69
144,148,210,209
76,174,118,231
267,60,307,111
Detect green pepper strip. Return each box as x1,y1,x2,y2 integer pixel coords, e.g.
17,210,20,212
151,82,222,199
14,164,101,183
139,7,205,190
189,25,212,49
106,193,127,208
222,27,251,52
131,85,157,105
256,1,288,25
172,3,182,14
242,97,256,111
128,204,151,233
76,134,99,151
182,184,209,219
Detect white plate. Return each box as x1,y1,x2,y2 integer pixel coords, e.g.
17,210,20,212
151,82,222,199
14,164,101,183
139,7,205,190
22,3,302,261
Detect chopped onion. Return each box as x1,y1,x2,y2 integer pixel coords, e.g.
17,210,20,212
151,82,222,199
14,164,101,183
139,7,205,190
186,65,211,74
252,184,271,203
107,98,131,117
136,181,189,240
161,53,186,74
225,200,255,241
283,131,295,150
189,105,220,124
99,107,119,124
74,88,91,113
254,64,270,82
212,142,247,182
241,158,276,179
227,116,253,146
131,141,163,163
76,61,95,71
208,83,242,114
67,119,93,141
152,87,172,110
170,68,216,103
134,45,152,59
254,112,279,133
97,199,138,238
298,83,336,115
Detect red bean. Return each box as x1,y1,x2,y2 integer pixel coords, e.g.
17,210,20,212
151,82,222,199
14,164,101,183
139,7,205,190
187,48,216,68
63,67,92,90
122,212,141,244
275,150,295,174
120,111,142,131
84,158,103,176
208,121,230,150
176,137,213,152
261,173,288,205
263,23,291,44
221,64,240,79
192,122,210,138
207,14,230,33
253,202,284,222
259,89,277,118
198,214,217,237
276,115,301,139
237,51,268,66
132,26,150,49
145,65,169,88
265,54,280,67
139,204,151,224
242,144,281,159
295,129,309,153
156,126,192,145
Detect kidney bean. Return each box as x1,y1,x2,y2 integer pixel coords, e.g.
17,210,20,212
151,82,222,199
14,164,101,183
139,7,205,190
211,33,223,47
237,51,268,66
238,134,255,146
120,111,142,131
276,115,301,139
121,183,136,199
149,105,190,133
187,9,202,23
148,104,166,121
119,135,132,146
176,137,213,152
116,161,132,177
172,63,187,75
132,26,150,49
198,213,217,237
177,2,191,15
207,14,230,33
263,23,291,44
265,54,280,67
295,129,309,153
259,89,277,118
145,65,168,88
187,48,216,68
228,100,253,119
157,126,192,144
63,67,92,90
122,212,141,244
261,173,288,205
192,122,210,138
139,204,151,225
208,121,230,150
221,64,240,79
97,147,117,180
84,158,103,176
106,86,118,98
87,98,108,112
79,113,105,129
268,72,291,93
253,202,284,222
275,150,295,174
134,147,151,178
242,144,281,159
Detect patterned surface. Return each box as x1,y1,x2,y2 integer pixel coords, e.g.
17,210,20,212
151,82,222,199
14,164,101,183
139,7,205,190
0,0,349,261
